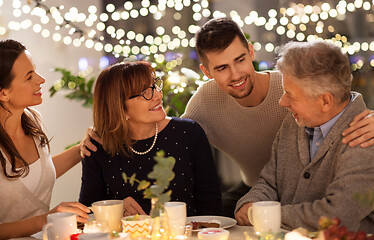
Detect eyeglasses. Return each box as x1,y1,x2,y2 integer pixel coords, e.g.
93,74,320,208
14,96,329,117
129,77,163,100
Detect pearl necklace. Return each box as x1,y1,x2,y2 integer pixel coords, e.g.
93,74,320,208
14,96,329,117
129,123,158,155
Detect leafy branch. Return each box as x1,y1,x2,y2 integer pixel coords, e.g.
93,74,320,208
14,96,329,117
49,68,95,108
122,150,176,217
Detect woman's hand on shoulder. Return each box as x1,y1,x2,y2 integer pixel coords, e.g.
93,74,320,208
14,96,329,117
80,126,103,158
48,202,91,223
123,197,146,216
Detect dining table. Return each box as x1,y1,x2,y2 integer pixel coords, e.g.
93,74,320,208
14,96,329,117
12,225,263,240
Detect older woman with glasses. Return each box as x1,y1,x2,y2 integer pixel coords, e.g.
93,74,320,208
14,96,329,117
79,61,222,216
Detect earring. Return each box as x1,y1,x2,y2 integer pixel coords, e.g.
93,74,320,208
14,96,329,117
125,116,129,121
5,97,9,101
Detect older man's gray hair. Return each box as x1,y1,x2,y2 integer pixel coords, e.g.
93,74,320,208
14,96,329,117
276,41,352,104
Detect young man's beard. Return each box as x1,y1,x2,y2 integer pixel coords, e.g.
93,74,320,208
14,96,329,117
230,76,254,99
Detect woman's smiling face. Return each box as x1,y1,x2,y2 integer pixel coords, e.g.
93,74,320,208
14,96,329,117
4,51,45,110
125,78,166,127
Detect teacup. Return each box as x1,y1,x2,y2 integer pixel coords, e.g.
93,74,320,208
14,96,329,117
248,201,281,234
91,200,123,233
42,212,78,240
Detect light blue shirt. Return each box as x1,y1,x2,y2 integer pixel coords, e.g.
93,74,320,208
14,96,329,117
306,94,354,161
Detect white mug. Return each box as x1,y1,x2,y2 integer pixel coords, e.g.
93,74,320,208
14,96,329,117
248,201,281,234
42,212,77,240
92,200,123,233
164,201,187,237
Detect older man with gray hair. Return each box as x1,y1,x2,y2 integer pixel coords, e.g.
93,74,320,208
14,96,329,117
235,41,374,232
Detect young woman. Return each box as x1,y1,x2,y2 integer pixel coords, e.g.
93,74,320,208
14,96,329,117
79,61,222,216
0,39,91,239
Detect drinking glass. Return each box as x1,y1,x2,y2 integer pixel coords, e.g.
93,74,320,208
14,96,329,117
164,201,187,237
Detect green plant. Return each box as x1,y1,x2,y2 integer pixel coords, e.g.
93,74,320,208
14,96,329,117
122,150,176,217
49,68,95,108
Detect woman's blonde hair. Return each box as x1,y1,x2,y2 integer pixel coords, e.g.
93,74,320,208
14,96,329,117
93,61,155,156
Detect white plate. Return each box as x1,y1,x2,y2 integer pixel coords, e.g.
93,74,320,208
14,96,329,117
186,216,237,231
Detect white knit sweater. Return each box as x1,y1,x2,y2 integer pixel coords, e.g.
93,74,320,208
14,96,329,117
182,71,288,186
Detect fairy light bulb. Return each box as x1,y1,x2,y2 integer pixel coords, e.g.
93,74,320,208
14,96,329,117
106,4,115,13
140,8,148,16
181,39,189,47
121,11,129,20
111,12,121,21
130,9,139,18
276,26,285,35
73,38,81,47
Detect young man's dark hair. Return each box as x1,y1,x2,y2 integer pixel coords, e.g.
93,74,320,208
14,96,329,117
195,17,249,67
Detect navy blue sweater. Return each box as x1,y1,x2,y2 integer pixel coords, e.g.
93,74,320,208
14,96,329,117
79,117,222,216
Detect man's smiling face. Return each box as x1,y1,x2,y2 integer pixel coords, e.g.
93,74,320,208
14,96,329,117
200,36,256,99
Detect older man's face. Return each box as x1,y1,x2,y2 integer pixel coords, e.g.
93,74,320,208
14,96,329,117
279,74,324,128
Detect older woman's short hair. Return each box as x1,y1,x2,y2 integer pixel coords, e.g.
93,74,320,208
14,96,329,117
276,41,352,104
93,61,155,157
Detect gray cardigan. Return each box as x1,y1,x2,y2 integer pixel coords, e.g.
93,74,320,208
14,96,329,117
236,92,374,233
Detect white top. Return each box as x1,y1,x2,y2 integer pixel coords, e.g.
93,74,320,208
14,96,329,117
182,71,289,186
19,158,41,193
0,110,56,223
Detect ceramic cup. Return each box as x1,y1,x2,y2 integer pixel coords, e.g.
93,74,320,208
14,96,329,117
92,200,123,233
164,201,187,237
42,212,78,240
247,201,281,234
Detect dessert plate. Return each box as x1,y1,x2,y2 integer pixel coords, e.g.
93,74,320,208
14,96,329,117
186,215,237,231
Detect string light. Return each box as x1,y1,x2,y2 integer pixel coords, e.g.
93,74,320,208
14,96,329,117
3,0,210,60
1,0,373,75
218,0,374,57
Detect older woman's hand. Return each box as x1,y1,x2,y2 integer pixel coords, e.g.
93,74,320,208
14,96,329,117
80,126,103,158
123,197,147,217
342,109,374,148
235,202,252,226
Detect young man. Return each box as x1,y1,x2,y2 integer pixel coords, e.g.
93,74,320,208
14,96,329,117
181,17,374,218
234,41,374,232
